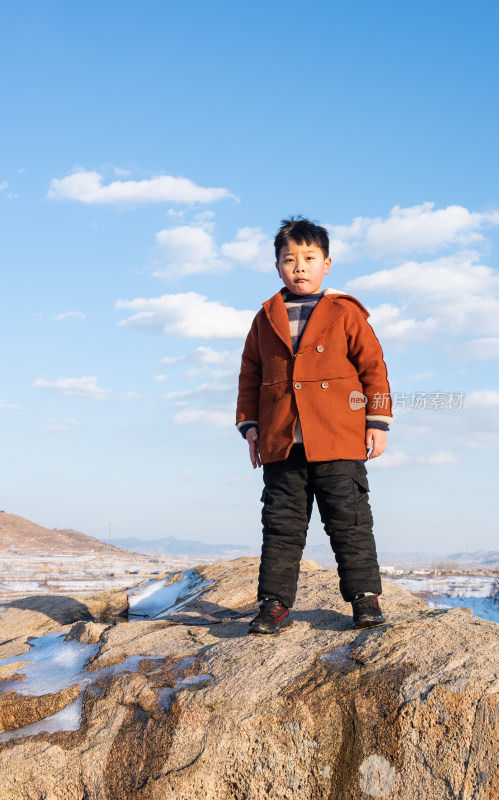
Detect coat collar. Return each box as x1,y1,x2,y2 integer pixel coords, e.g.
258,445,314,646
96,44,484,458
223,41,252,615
262,290,294,354
262,288,369,354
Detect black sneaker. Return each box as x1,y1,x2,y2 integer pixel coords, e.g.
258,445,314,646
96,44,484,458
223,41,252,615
248,598,291,635
352,593,385,629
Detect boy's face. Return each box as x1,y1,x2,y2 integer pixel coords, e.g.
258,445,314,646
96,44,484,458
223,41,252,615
276,241,331,295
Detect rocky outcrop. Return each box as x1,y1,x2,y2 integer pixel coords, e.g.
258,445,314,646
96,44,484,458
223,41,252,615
0,557,497,799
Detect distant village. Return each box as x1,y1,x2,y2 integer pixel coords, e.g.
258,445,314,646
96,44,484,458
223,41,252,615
380,563,499,577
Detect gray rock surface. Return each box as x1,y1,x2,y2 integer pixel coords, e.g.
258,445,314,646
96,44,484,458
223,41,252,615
0,557,497,799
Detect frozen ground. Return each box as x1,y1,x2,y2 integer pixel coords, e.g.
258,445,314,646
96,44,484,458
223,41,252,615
0,632,199,742
0,550,212,602
386,575,499,623
426,596,499,622
0,567,217,741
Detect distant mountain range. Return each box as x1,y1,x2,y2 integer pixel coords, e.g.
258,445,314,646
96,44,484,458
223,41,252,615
446,550,499,568
109,536,256,558
1,512,497,570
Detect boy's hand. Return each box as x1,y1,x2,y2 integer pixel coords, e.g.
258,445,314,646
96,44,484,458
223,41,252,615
366,428,387,459
245,426,262,469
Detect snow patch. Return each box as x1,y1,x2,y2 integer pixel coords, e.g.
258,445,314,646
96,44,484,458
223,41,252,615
389,575,497,598
387,574,499,624
127,568,212,618
0,633,175,740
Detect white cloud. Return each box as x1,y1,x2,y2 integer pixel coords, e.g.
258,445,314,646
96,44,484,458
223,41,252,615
220,227,275,272
466,391,499,407
420,451,457,464
34,376,110,400
346,253,499,300
368,303,437,344
369,451,411,469
194,210,215,222
329,202,499,261
152,224,274,279
153,374,167,382
369,449,457,469
0,181,8,191
163,381,235,403
348,254,499,340
461,338,499,360
52,311,86,322
120,391,143,401
116,293,255,339
160,347,242,428
47,169,236,206
112,166,131,177
163,388,194,401
172,408,234,428
407,371,436,381
161,345,242,378
49,418,81,432
0,400,19,409
153,226,229,277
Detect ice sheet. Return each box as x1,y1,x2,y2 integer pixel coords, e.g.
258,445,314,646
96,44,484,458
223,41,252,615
428,597,499,623
0,632,99,696
0,696,83,743
127,568,212,618
0,626,208,739
0,635,173,698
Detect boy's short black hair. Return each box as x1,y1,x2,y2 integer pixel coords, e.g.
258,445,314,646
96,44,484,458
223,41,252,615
274,216,329,260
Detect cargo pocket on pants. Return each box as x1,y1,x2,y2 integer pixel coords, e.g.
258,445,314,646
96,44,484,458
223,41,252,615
261,488,272,529
352,476,373,526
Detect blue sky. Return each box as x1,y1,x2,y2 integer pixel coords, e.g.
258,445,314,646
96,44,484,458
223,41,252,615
2,1,499,554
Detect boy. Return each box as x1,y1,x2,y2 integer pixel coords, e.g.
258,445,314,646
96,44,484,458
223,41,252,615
236,217,392,633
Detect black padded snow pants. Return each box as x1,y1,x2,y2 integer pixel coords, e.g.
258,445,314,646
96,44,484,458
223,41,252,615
258,445,382,607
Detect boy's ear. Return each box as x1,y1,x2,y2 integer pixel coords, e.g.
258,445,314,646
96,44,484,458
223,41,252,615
275,261,281,276
324,257,332,274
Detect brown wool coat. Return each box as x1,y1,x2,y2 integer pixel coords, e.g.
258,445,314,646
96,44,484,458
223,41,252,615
236,289,393,463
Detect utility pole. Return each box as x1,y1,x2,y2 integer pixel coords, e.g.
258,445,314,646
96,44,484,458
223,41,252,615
106,521,113,558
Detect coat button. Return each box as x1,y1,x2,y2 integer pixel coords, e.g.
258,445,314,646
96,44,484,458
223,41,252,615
316,345,324,352
321,381,329,389
294,382,302,390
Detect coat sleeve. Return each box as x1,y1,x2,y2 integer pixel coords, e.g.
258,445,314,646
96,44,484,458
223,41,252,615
236,313,262,427
343,303,393,422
